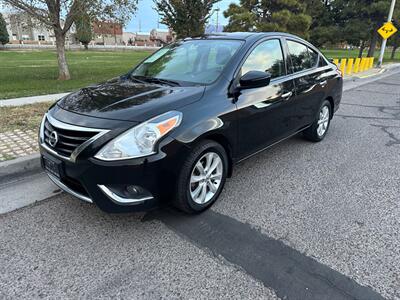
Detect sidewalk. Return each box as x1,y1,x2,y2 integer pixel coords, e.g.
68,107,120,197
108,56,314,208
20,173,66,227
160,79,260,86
0,129,38,161
0,92,69,107
343,62,400,80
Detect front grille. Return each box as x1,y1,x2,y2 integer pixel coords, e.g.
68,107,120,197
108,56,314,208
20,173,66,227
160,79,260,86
44,118,99,158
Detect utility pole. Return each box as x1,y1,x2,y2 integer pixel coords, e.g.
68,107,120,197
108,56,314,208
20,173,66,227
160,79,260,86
215,8,220,32
378,0,397,67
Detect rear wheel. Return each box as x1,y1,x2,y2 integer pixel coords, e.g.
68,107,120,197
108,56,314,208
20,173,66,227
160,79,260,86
303,100,332,142
173,140,228,213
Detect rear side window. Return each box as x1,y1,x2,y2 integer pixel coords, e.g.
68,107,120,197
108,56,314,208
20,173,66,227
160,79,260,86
318,55,328,67
241,39,286,79
308,48,319,68
287,40,312,73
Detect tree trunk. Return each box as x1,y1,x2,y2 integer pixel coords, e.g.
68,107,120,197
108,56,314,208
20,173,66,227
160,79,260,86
367,30,379,57
391,46,398,59
84,43,88,50
359,41,365,58
55,31,70,80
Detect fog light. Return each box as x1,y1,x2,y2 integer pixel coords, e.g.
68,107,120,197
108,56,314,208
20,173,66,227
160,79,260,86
126,185,144,196
99,184,153,204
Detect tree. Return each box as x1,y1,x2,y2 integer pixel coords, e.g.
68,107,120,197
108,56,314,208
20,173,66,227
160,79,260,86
2,0,138,80
154,0,220,38
223,0,312,38
75,13,93,50
0,13,9,45
304,0,338,47
389,33,400,59
331,0,393,57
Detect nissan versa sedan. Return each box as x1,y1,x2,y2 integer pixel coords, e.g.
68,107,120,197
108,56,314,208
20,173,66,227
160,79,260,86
39,32,343,213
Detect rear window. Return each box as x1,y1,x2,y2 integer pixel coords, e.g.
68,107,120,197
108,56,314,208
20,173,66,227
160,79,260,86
287,40,311,73
308,48,319,68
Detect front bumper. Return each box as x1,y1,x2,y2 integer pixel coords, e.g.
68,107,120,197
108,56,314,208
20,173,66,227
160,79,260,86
40,140,187,212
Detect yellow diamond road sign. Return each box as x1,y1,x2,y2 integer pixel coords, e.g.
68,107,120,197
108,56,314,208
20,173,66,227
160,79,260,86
378,22,398,40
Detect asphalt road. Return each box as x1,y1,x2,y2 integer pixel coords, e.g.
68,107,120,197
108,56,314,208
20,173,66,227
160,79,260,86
1,70,399,299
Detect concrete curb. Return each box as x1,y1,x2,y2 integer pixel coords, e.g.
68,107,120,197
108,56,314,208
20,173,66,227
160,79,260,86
0,153,42,183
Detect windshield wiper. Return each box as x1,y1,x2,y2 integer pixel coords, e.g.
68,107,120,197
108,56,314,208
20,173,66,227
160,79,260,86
128,75,147,85
130,75,181,87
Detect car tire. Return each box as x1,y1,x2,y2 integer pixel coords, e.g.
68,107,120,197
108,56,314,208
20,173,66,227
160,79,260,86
173,140,228,214
303,100,332,142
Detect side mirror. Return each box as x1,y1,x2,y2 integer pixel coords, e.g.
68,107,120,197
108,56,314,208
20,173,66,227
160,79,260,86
239,71,271,89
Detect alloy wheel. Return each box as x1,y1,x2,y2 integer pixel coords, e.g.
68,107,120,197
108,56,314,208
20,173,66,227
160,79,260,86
189,152,223,205
317,105,330,137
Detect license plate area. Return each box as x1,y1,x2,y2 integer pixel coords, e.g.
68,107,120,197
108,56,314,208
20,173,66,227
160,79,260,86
42,155,63,179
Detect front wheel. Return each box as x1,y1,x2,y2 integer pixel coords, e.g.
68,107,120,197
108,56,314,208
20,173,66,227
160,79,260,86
173,140,228,214
303,100,332,142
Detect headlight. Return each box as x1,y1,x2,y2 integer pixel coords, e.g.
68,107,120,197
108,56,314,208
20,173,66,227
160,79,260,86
95,111,182,161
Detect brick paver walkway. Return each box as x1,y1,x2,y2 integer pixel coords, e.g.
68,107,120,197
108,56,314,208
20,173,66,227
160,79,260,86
0,129,38,161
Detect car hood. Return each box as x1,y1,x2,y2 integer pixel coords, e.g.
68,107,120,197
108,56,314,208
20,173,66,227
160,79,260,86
57,77,205,122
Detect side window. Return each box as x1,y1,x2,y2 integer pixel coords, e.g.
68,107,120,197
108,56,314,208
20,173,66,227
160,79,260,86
287,40,311,73
241,39,285,79
308,47,319,68
318,55,328,67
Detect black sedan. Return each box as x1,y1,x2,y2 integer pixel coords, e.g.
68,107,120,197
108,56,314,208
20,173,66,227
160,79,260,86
39,32,343,213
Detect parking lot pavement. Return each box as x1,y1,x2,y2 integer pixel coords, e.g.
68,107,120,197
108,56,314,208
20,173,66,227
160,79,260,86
0,195,277,299
0,72,399,299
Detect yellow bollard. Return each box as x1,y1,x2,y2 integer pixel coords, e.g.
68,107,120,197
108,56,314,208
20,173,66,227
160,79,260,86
346,58,354,75
353,58,361,73
340,58,347,76
333,59,339,66
370,57,375,68
359,58,366,72
367,57,372,70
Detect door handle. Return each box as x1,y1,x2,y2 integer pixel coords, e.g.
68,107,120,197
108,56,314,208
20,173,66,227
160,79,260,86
281,91,293,100
320,80,328,87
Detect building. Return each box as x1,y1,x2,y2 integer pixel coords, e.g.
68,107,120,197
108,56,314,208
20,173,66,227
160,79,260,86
122,32,136,45
133,32,158,46
92,20,123,45
3,12,77,44
150,28,174,45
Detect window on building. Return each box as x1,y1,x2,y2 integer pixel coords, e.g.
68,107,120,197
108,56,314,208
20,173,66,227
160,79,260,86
38,35,45,41
22,35,29,41
12,34,17,41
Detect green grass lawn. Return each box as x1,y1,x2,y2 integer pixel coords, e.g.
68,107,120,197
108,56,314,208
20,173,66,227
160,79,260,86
0,50,153,99
321,49,400,62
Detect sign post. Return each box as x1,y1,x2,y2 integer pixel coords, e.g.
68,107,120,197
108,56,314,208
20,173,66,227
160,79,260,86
377,0,397,67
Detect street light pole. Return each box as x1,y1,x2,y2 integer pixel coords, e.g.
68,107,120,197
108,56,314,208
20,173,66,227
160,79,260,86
378,0,397,67
215,8,220,32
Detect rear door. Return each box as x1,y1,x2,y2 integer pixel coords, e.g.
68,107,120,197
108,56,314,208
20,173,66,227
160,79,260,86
235,38,297,158
285,39,330,127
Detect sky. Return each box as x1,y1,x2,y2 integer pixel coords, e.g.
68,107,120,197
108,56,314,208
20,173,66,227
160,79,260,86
126,0,238,33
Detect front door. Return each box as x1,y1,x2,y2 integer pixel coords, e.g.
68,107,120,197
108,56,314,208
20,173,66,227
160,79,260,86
235,38,298,159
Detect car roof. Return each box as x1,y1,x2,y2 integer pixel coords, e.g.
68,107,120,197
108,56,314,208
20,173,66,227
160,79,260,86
185,32,303,41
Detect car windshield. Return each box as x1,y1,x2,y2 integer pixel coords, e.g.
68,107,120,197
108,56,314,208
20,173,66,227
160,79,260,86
130,39,243,85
